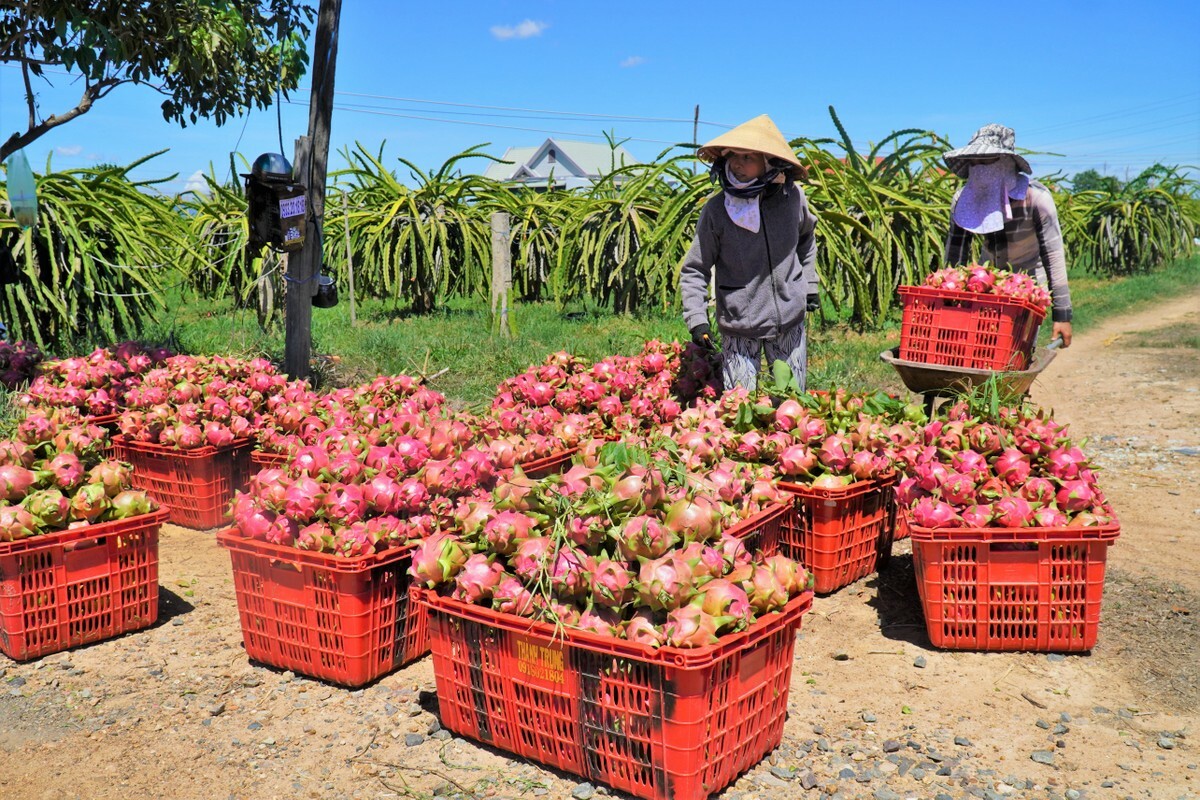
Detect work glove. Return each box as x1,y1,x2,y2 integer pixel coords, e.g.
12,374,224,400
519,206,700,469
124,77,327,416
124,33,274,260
806,293,820,313
689,323,716,351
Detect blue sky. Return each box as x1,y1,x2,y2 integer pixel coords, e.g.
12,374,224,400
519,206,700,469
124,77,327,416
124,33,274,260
3,0,1198,194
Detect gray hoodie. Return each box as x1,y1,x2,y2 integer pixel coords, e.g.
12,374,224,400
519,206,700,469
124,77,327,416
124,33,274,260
680,182,819,340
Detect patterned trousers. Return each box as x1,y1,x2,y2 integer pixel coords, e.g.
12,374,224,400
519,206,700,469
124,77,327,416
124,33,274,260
722,318,808,392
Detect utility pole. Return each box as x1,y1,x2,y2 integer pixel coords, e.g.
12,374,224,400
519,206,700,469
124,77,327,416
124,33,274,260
285,0,342,380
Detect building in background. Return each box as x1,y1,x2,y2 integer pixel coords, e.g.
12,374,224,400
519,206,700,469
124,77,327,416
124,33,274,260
484,138,639,190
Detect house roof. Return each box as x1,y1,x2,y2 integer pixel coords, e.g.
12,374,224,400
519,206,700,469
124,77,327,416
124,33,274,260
483,138,639,183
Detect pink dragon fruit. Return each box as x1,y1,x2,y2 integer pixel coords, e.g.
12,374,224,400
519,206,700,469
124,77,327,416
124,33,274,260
265,515,299,548
911,496,961,529
69,483,110,522
1045,446,1087,481
695,578,752,629
960,504,994,528
484,510,538,556
108,490,152,520
817,435,854,473
334,523,374,557
590,558,635,608
47,453,86,492
774,398,803,432
616,515,677,560
1019,477,1057,507
992,495,1035,528
492,575,536,616
714,531,752,570
23,488,70,528
295,521,335,552
742,565,790,615
0,464,37,502
637,552,697,611
994,449,1032,488
575,607,623,638
914,460,951,493
0,504,39,540
950,450,990,482
679,542,725,582
283,475,324,521
549,546,589,599
323,483,366,524
939,471,977,506
778,445,817,477
511,536,553,581
663,496,721,543
1033,507,1069,528
623,609,665,647
664,605,723,647
1055,480,1096,513
409,532,470,588
763,554,808,596
453,554,506,603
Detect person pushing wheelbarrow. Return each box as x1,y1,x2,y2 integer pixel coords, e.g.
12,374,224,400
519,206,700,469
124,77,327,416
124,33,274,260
680,114,821,392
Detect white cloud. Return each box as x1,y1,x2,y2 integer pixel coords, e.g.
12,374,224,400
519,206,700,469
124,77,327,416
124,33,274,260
490,19,548,40
183,170,208,195
620,56,645,68
55,145,83,156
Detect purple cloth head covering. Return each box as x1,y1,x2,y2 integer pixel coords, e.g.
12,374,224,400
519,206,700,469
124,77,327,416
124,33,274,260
952,158,1030,234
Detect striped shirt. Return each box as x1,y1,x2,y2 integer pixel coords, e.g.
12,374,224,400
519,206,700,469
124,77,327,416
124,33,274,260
944,181,1072,322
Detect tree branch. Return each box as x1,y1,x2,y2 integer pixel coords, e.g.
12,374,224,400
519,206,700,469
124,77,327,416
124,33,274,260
21,56,36,131
0,78,117,163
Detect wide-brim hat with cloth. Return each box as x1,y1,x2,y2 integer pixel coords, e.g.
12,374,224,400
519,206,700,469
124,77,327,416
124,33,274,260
697,114,806,181
946,124,1032,235
943,123,1032,177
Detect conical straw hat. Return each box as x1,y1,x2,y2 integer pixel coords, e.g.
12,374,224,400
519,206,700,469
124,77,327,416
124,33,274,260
696,114,805,178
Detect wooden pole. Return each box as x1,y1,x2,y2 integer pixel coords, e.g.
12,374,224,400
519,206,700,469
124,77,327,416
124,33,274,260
284,0,342,380
490,210,511,338
341,191,356,327
693,104,700,174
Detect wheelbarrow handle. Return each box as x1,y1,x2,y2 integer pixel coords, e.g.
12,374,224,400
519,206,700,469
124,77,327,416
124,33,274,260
1046,335,1065,351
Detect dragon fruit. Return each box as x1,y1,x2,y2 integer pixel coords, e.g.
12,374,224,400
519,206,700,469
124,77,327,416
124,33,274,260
0,504,38,540
69,483,111,522
742,564,790,615
679,542,725,582
23,488,70,528
483,510,538,555
283,475,324,521
960,504,994,528
663,496,721,543
992,495,1035,528
623,609,664,647
1046,446,1087,481
453,554,506,603
1019,477,1057,507
616,515,677,560
47,453,86,491
994,449,1031,488
637,552,697,611
295,521,335,552
1033,507,1069,528
323,483,366,524
410,532,470,587
911,496,961,529
939,471,977,506
492,575,536,616
817,435,854,473
575,607,623,638
778,445,817,477
265,515,299,547
714,531,751,569
109,490,152,520
549,546,589,599
334,523,373,557
763,554,807,596
1055,480,1097,513
695,578,752,629
511,536,553,581
591,558,635,608
0,464,36,502
664,605,723,647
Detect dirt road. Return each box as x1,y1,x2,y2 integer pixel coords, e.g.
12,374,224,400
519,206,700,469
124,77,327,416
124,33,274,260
1,293,1198,800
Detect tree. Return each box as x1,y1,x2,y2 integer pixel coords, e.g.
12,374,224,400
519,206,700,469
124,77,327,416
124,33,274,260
1071,169,1122,194
0,1,316,162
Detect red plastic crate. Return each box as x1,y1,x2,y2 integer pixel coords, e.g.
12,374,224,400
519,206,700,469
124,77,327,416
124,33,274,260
907,514,1120,652
217,530,428,687
898,285,1046,371
114,437,253,530
417,588,812,800
723,501,790,555
250,450,288,469
777,479,894,594
517,447,579,479
0,508,169,661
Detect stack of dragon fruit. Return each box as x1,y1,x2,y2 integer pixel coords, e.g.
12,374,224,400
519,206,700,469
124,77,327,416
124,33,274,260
255,375,447,458
896,401,1117,530
489,340,714,439
229,412,509,557
115,354,287,449
0,339,43,390
661,387,925,488
409,442,809,648
0,409,159,540
17,342,172,418
924,263,1052,312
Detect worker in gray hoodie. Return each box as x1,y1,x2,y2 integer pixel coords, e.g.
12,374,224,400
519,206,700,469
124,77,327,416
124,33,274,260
680,114,820,392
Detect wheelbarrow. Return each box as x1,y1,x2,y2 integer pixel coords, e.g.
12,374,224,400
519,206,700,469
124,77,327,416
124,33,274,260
880,337,1063,417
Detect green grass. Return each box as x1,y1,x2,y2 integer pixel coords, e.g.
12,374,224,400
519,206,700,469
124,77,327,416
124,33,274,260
136,253,1198,407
